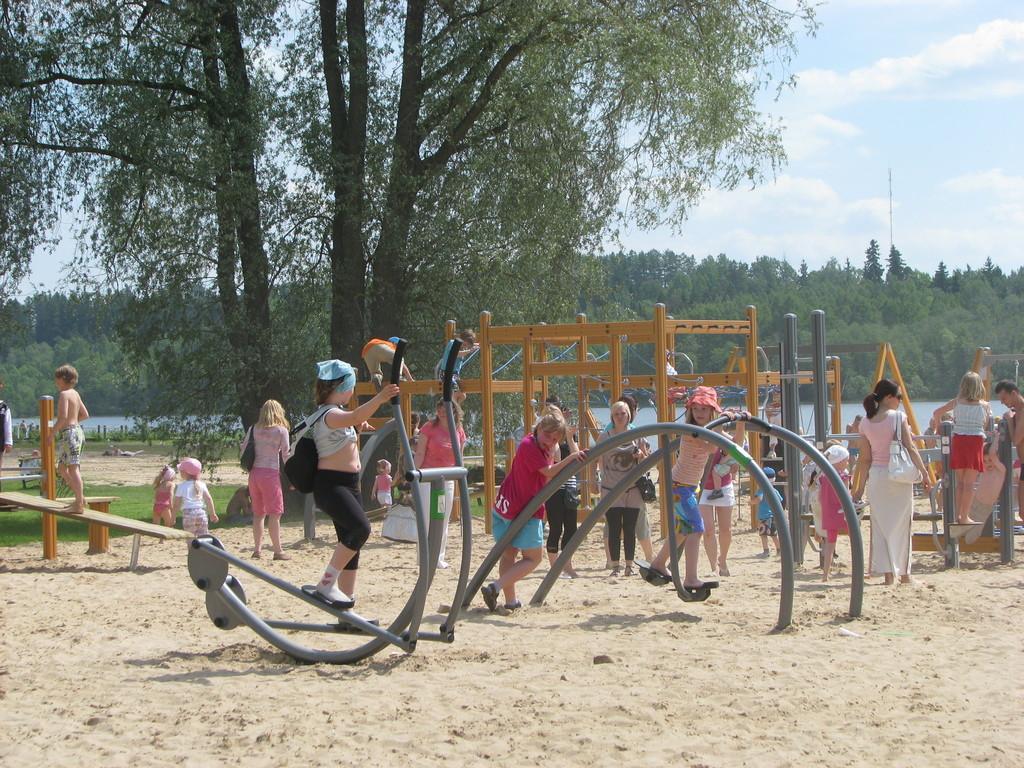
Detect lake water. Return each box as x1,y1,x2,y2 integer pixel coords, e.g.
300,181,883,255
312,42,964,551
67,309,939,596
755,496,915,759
12,400,1010,440
588,400,1009,436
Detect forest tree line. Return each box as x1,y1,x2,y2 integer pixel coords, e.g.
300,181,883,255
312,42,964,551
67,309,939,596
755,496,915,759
3,242,1021,424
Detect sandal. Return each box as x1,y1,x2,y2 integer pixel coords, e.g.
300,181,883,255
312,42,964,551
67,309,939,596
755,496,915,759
251,549,262,559
504,600,523,611
481,583,499,612
273,551,291,561
623,565,635,577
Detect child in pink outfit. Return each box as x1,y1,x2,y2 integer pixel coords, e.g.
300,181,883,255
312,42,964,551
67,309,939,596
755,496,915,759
241,399,291,560
820,445,851,582
373,459,393,507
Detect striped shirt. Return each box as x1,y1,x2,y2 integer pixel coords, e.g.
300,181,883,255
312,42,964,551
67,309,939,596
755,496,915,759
672,437,716,486
952,401,989,437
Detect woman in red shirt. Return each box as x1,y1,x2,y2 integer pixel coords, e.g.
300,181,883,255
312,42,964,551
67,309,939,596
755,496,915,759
414,399,468,568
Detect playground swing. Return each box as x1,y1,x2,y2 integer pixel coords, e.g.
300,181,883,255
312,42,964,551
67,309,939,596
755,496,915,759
188,340,476,664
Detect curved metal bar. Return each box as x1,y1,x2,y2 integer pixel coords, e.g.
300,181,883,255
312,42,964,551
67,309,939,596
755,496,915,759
440,338,474,637
707,413,865,618
189,338,439,663
466,423,794,630
358,418,397,488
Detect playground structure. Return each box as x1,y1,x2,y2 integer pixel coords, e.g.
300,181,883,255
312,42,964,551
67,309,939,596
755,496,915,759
351,304,844,538
0,395,190,567
189,338,864,664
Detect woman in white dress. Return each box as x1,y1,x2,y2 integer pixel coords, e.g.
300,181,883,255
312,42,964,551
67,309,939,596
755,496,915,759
852,379,931,585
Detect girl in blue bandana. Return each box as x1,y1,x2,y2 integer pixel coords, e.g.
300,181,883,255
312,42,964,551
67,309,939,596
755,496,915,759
309,359,399,607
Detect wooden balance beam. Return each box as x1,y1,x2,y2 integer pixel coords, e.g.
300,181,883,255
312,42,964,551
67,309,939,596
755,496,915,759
0,490,191,569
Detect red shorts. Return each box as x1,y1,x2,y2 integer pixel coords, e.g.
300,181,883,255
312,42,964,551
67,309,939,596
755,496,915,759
950,434,984,472
249,467,284,516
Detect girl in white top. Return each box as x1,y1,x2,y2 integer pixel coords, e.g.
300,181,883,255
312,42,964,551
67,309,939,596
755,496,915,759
931,372,993,524
174,457,218,537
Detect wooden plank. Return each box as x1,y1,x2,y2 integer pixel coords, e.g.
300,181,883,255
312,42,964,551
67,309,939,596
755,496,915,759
0,491,191,541
911,532,1002,554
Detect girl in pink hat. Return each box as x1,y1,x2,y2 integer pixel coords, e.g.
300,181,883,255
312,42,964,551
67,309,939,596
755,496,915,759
643,387,746,594
173,457,218,537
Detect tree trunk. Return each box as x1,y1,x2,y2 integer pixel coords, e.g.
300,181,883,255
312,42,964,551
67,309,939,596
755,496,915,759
320,0,370,365
201,0,279,424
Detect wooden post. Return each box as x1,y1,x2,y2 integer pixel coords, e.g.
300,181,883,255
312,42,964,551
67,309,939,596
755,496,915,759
39,396,57,560
746,306,761,530
610,335,623,404
480,311,494,534
654,304,671,534
829,356,843,436
87,500,111,554
576,314,593,512
522,336,534,431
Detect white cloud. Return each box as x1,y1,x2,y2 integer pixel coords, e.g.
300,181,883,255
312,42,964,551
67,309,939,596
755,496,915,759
942,169,1024,225
784,113,862,161
794,19,1024,108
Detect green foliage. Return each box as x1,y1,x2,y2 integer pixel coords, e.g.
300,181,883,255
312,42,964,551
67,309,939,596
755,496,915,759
583,249,1024,400
863,240,884,283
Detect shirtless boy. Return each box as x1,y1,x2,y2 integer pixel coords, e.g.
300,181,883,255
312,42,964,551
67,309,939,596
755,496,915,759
53,364,89,513
993,380,1024,524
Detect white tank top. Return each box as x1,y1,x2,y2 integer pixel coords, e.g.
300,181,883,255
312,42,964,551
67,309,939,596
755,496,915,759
952,402,988,437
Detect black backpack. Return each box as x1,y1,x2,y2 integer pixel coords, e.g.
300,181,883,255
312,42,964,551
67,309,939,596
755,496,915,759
284,406,331,494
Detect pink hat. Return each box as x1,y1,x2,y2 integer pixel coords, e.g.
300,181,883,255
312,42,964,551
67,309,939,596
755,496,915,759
687,386,721,413
178,457,202,477
160,465,176,483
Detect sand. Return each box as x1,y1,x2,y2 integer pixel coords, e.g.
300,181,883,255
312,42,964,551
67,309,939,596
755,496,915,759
2,496,1023,768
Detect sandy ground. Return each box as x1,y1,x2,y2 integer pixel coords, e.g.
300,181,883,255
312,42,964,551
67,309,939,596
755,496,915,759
2,497,1023,768
80,453,250,487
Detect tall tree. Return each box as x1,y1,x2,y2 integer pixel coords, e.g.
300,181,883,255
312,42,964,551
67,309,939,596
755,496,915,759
933,261,950,291
2,1,288,426
863,239,883,283
886,244,907,281
291,1,818,361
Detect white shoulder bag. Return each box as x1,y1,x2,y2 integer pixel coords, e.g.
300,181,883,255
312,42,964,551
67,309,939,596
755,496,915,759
888,413,921,485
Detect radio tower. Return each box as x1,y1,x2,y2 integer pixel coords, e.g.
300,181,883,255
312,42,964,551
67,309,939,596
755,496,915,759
888,168,894,251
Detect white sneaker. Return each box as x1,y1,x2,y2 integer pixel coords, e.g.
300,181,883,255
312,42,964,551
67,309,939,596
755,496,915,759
315,583,354,608
437,560,451,569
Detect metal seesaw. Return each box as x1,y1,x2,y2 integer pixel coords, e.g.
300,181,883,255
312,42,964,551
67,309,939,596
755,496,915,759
187,340,474,663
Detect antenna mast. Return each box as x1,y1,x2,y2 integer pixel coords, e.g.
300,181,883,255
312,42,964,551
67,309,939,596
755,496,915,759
888,168,894,251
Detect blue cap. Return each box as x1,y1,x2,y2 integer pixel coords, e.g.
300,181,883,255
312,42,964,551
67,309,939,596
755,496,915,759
762,466,776,478
315,359,355,392
388,336,401,344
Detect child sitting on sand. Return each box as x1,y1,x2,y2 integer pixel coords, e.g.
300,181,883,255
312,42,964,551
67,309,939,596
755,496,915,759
480,406,586,612
756,466,782,557
174,457,218,537
820,445,851,582
151,465,176,527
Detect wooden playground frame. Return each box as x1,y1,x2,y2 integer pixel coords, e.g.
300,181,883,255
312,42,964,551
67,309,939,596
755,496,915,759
353,304,844,532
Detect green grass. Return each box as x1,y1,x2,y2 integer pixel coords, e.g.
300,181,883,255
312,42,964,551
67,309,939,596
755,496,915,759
0,483,246,547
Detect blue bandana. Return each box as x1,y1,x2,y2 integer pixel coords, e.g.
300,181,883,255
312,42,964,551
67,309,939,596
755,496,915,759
388,336,401,344
316,359,355,392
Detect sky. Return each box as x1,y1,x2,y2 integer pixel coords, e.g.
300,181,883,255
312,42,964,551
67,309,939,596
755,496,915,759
620,0,1024,274
24,0,1024,293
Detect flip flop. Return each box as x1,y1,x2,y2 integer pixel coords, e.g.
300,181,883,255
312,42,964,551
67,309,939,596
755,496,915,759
679,585,713,603
481,583,499,612
636,560,671,586
301,584,355,611
949,523,983,541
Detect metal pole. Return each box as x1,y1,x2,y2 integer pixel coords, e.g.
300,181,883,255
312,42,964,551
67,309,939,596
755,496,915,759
810,310,828,451
781,314,804,563
998,418,1014,564
940,420,958,568
302,493,316,541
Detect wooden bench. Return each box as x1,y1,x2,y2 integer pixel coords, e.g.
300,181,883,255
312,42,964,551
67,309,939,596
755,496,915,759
0,490,191,569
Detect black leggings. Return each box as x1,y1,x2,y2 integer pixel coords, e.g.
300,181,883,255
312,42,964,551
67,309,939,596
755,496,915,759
313,470,370,570
546,488,578,554
606,506,639,563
